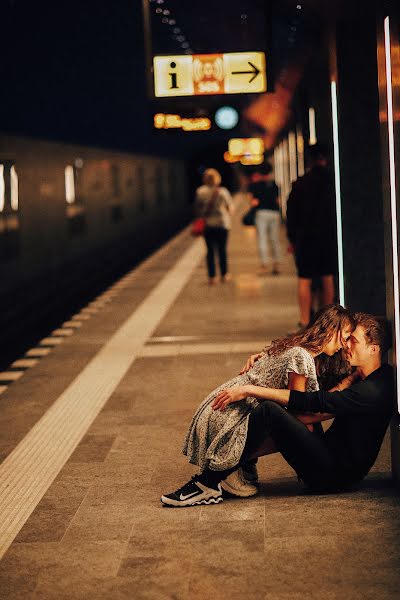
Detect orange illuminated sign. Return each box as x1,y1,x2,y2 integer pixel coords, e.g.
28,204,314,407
154,113,211,131
153,52,266,97
228,138,264,157
224,138,265,165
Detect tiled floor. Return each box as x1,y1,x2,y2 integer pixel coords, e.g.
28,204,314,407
0,198,399,599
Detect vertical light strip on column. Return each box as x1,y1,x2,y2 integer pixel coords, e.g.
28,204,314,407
0,165,5,212
330,81,345,306
288,131,298,182
384,16,400,405
308,107,317,145
296,126,305,176
282,138,290,219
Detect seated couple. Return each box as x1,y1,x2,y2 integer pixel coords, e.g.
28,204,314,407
161,304,394,507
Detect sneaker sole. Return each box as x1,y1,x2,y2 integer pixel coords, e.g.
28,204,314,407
220,481,258,497
160,495,223,507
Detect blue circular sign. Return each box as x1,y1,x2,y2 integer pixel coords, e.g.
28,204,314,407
215,106,239,130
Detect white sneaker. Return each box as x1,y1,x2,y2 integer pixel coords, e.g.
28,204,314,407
221,468,258,497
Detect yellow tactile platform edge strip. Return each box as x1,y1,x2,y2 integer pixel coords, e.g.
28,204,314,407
0,236,204,559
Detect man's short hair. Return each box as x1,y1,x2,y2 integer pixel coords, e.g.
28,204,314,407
353,312,392,356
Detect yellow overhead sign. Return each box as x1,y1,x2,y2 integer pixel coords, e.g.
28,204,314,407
153,52,266,97
228,138,264,157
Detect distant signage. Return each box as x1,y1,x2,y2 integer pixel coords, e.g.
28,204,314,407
224,138,265,165
228,138,264,157
153,52,266,97
154,113,211,131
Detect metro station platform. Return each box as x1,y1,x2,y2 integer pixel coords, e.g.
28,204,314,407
0,197,399,599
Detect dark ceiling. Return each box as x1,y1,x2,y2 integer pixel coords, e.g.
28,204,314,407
0,0,328,158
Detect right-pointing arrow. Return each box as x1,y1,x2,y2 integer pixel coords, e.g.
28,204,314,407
231,61,261,83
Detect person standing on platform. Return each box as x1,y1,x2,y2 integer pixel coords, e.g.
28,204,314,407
247,163,281,276
286,143,337,329
195,168,233,285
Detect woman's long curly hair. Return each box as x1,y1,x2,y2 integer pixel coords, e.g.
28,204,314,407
264,304,356,388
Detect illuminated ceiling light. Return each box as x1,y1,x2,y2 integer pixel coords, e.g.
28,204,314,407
182,42,189,49
215,106,239,130
296,4,302,9
177,35,185,42
173,27,180,33
384,15,400,405
162,17,169,23
169,19,176,25
163,9,170,15
331,81,345,306
156,8,162,14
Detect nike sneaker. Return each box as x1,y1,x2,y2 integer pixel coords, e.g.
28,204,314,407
161,476,223,507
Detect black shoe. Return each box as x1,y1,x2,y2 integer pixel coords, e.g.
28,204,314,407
161,476,223,507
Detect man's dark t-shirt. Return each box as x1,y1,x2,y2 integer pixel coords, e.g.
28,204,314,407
248,181,279,212
288,364,395,484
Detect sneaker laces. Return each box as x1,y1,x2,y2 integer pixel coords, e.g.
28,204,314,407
174,475,201,496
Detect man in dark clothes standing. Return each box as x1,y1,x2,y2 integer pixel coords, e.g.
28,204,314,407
161,313,395,506
286,143,337,328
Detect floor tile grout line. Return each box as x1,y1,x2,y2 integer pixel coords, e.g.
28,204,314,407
0,236,204,559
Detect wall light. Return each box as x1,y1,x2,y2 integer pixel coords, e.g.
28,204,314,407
296,126,305,176
65,165,76,204
384,16,400,406
288,131,297,182
308,107,317,145
10,165,18,211
330,81,345,306
0,165,4,212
